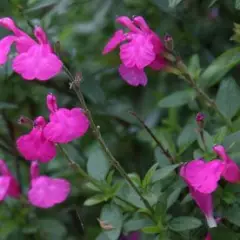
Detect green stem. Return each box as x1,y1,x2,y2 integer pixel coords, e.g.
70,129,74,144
57,144,103,190
63,68,155,216
115,196,138,210
183,73,233,129
129,111,175,163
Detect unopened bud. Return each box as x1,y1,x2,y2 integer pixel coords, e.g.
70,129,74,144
18,116,33,126
164,34,174,51
54,41,61,54
196,112,205,128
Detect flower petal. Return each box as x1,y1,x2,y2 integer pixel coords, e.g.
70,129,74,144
213,144,240,183
102,30,125,54
190,188,216,228
13,44,62,81
17,128,56,163
120,34,155,69
0,177,10,201
149,55,166,70
119,64,147,86
44,108,89,143
0,36,16,65
34,27,48,45
116,16,141,33
28,176,70,208
180,159,224,193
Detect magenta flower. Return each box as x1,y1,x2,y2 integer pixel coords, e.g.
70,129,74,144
103,16,166,86
17,116,56,163
120,232,139,240
213,145,240,183
43,93,89,143
0,159,20,200
28,161,70,208
180,159,224,193
0,17,62,81
180,159,224,228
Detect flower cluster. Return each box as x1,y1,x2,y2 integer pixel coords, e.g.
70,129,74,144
180,145,240,231
0,17,62,81
1,93,89,208
103,16,166,86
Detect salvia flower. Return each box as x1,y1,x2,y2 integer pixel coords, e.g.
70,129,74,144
0,159,20,200
180,159,224,228
43,93,89,143
213,144,240,183
103,16,166,86
28,161,70,208
17,116,56,163
0,17,62,80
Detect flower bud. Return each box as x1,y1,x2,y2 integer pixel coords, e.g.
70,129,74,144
164,33,174,51
196,112,205,128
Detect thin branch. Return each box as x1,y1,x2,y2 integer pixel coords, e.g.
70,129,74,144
129,111,175,164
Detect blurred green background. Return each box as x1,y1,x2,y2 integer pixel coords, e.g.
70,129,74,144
1,0,240,239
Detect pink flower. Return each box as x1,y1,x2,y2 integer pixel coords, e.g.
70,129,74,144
103,16,166,86
43,93,89,143
180,159,224,228
28,161,70,208
16,116,56,163
0,17,62,80
213,145,240,183
0,159,20,200
189,188,216,228
180,159,224,193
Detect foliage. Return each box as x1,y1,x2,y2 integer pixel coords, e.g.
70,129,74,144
1,0,240,240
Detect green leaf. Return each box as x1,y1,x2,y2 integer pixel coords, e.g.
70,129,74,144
0,102,17,110
213,126,228,144
235,0,240,9
167,186,183,209
154,148,170,167
177,123,197,148
210,225,238,240
216,78,240,119
0,220,18,240
84,194,107,206
152,164,180,183
142,225,160,234
225,206,240,227
155,194,168,218
106,170,115,184
128,173,141,187
26,0,58,12
168,0,182,8
223,130,240,150
199,47,240,88
197,130,214,152
168,217,202,232
38,219,67,240
188,54,201,81
100,204,123,240
158,90,196,108
142,163,159,189
87,148,110,181
123,218,153,232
